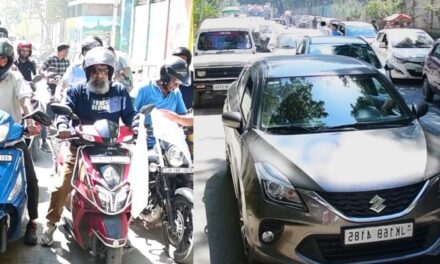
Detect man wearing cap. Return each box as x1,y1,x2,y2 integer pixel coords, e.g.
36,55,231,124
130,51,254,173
41,44,70,77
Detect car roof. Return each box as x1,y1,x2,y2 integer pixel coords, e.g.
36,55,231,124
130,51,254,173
306,36,367,45
198,17,254,31
379,28,427,34
339,21,375,27
253,55,376,78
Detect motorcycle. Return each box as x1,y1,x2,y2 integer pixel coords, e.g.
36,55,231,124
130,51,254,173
50,103,134,264
0,108,51,253
137,104,193,263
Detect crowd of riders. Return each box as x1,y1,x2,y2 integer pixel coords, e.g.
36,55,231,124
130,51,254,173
0,35,194,248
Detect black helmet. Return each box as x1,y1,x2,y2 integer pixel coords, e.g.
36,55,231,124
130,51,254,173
81,36,103,56
172,46,192,66
160,56,191,86
83,47,115,81
0,38,14,79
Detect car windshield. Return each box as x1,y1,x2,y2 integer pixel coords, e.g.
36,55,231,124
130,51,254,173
390,31,434,48
198,31,252,51
278,34,299,48
309,44,382,69
345,26,376,37
260,75,412,131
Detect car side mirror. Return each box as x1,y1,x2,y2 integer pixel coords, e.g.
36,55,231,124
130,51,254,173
222,112,242,129
384,62,395,71
379,43,387,48
411,103,429,118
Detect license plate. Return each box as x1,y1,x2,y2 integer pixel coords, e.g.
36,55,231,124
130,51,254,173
0,155,12,162
343,222,413,245
162,167,193,174
213,84,230,90
90,156,130,164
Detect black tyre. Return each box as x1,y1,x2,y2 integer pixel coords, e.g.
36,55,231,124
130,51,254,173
94,239,123,264
423,78,434,102
162,195,193,263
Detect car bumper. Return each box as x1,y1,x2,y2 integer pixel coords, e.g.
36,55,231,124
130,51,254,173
245,176,440,264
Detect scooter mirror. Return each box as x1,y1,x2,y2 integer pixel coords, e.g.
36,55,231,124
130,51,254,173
51,103,73,116
140,104,155,115
23,109,52,126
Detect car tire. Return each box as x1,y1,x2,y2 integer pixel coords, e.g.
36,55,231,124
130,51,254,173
423,78,434,102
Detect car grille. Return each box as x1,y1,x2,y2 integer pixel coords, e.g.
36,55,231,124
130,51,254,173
407,69,423,77
297,224,439,263
317,181,425,217
196,67,243,79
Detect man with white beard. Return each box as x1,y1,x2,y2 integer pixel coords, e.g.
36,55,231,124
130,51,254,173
41,46,137,246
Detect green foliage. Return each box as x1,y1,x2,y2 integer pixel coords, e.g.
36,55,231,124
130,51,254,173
46,0,68,23
364,0,404,20
193,0,220,32
332,0,364,20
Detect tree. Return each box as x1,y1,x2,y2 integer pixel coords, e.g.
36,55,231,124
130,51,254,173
332,0,363,20
193,0,220,32
364,0,404,21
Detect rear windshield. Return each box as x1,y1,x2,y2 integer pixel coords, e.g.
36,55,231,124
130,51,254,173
198,31,252,51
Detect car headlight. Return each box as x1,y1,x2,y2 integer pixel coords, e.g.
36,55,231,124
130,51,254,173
8,171,23,202
0,123,10,143
166,145,185,167
255,162,306,211
101,165,121,188
392,55,408,64
197,70,206,77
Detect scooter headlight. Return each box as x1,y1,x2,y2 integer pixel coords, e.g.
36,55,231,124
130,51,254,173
95,185,130,213
166,145,185,167
0,123,10,143
115,186,130,211
8,171,23,201
101,165,121,189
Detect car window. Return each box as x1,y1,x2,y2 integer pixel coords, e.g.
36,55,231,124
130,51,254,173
237,68,250,98
309,44,382,69
345,26,376,37
240,74,254,122
277,34,298,49
260,74,411,129
433,44,440,59
377,33,383,42
297,41,306,54
198,31,252,50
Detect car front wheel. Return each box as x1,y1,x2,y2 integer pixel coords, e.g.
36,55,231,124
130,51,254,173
423,78,434,102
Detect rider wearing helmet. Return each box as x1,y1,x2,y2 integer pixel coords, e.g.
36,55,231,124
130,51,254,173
134,55,190,148
41,46,137,247
0,38,41,245
14,42,37,83
54,36,103,102
171,46,193,110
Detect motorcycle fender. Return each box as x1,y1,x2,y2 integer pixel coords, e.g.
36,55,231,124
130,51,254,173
175,187,193,204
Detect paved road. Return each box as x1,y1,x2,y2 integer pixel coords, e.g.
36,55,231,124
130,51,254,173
0,146,175,264
194,80,440,264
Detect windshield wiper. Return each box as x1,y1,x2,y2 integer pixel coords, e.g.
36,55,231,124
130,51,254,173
265,125,321,134
324,119,413,131
281,45,295,49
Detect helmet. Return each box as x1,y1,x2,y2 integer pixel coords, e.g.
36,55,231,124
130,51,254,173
17,42,32,56
172,46,192,66
0,38,14,79
160,56,191,86
81,36,103,56
83,46,115,81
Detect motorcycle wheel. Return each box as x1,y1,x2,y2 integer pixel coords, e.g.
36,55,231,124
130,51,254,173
94,239,123,264
162,194,193,264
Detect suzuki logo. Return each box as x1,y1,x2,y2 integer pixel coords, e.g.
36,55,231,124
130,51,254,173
369,195,386,213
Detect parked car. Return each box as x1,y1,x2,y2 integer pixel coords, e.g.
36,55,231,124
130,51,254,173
371,28,434,80
336,21,377,43
222,54,439,264
296,36,392,76
423,38,440,101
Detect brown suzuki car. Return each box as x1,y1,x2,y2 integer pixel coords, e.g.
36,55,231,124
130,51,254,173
222,55,440,264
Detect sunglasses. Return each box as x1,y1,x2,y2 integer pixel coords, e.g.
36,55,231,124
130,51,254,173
90,67,109,75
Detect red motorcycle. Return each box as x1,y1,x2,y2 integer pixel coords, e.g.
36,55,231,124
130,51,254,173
51,104,134,264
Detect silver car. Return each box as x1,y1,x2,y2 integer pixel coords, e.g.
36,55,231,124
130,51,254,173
223,55,440,264
372,28,434,80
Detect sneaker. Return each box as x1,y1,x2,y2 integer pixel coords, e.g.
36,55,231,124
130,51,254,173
40,142,52,153
40,222,56,247
24,221,38,246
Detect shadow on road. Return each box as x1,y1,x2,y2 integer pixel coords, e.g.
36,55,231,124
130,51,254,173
204,169,245,264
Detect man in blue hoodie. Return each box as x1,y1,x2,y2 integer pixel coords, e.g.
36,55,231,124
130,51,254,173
41,46,137,246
